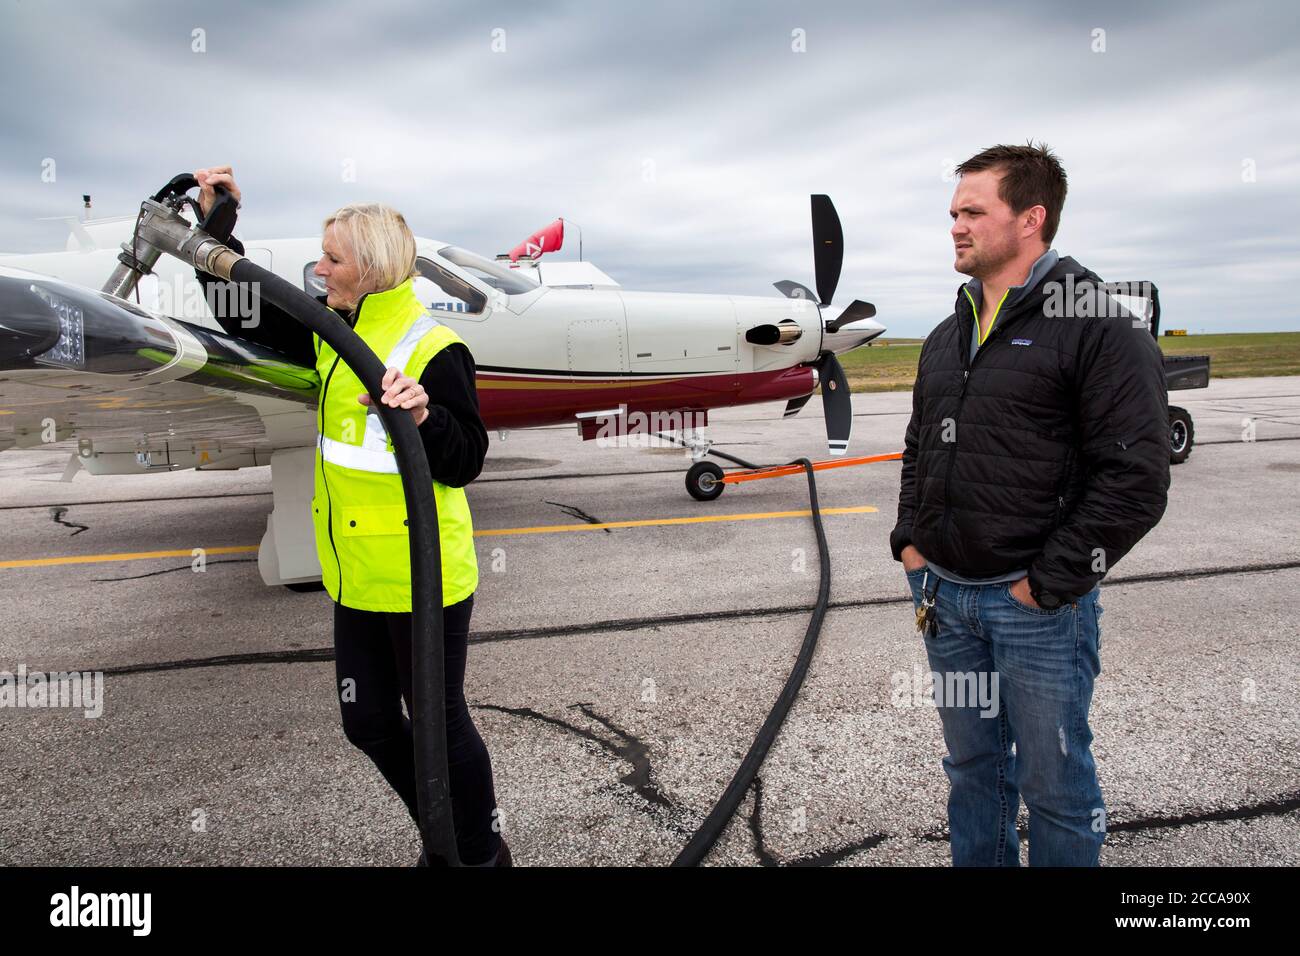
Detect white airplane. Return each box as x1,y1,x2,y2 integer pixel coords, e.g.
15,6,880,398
0,181,884,589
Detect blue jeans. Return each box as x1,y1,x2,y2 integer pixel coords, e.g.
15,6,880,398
906,567,1105,866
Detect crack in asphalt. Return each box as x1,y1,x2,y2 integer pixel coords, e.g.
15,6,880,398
473,701,690,835
746,776,888,867
542,500,610,532
1,491,273,512
91,558,258,582
569,703,677,814
47,506,89,536
91,648,336,677
916,789,1300,844
1107,791,1300,834
747,777,781,866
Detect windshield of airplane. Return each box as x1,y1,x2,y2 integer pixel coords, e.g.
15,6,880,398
414,257,487,315
305,258,490,315
437,245,540,295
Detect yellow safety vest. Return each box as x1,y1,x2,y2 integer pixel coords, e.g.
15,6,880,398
310,278,478,611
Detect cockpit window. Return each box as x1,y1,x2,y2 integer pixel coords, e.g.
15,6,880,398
414,257,488,315
305,258,488,315
437,245,540,295
303,263,327,298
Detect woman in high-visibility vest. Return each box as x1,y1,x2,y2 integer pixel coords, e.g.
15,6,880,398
195,166,508,866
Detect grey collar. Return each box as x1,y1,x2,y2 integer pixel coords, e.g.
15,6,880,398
965,248,1059,312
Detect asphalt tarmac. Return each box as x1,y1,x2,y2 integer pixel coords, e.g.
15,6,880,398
2,376,1297,866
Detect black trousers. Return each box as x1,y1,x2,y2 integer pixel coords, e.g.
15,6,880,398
333,593,500,864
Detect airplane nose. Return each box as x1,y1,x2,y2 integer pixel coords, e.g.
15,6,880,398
0,276,63,368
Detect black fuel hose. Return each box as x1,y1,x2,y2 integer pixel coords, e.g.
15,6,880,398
665,442,833,866
224,257,459,867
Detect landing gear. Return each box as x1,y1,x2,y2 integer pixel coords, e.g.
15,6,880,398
1168,404,1194,464
678,427,712,461
686,461,726,501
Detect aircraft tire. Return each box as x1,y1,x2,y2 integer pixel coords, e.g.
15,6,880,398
686,461,726,501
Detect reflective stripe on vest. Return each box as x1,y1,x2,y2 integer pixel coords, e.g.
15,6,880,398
359,310,440,458
319,434,400,473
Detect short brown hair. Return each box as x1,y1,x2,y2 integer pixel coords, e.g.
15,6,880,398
955,142,1068,243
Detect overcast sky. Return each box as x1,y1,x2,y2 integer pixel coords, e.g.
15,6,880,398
2,0,1297,335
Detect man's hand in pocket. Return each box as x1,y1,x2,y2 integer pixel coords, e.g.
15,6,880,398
901,545,928,573
1009,577,1042,609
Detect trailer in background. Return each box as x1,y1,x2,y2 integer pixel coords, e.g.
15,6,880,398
1104,282,1209,464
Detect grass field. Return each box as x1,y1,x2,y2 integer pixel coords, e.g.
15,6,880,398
840,332,1300,393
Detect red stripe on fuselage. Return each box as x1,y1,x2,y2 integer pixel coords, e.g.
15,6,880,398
476,365,815,430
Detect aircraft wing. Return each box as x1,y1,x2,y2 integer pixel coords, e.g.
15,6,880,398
0,267,319,474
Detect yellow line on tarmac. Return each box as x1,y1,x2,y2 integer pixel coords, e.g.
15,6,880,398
475,505,877,536
0,545,259,569
0,506,878,568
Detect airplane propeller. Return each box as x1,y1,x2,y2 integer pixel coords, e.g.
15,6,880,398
775,194,859,456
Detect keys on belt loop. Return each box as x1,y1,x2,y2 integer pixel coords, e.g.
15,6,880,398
915,569,939,638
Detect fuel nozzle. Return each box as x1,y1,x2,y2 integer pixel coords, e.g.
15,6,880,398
101,174,242,300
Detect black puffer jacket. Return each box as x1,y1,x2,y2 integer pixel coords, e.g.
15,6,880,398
890,255,1170,601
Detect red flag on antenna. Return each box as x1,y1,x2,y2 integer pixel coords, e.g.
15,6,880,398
508,218,564,262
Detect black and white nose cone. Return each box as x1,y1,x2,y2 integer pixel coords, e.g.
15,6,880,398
0,275,63,368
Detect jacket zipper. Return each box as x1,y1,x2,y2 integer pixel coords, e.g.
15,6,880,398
936,300,1034,559
1053,446,1074,529
317,293,367,605
320,354,344,604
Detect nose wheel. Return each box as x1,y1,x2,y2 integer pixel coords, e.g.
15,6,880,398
686,461,726,501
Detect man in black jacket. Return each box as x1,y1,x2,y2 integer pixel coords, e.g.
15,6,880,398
892,143,1169,866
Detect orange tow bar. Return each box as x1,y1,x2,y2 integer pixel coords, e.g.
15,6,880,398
720,451,903,484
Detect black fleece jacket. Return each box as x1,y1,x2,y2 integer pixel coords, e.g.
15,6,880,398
196,233,488,488
891,255,1170,602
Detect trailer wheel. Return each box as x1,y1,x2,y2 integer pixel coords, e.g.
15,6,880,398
686,461,726,501
1169,405,1194,464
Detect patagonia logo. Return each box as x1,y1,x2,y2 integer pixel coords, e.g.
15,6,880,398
1011,338,1033,346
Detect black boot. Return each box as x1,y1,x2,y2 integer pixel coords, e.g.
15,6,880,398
414,838,511,867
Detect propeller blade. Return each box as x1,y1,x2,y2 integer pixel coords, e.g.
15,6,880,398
783,393,813,418
825,299,877,333
811,194,843,307
773,280,818,303
818,352,852,455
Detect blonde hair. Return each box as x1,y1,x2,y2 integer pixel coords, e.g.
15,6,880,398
322,202,418,294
